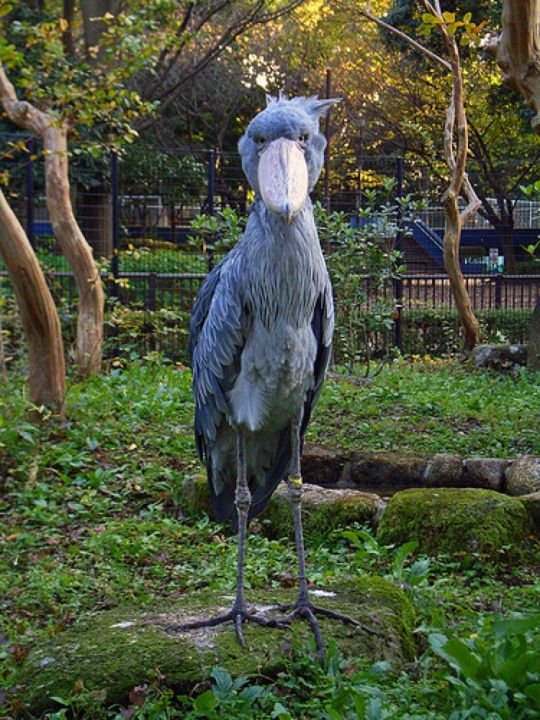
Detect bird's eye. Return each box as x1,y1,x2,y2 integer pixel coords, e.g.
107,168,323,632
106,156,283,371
298,134,308,144
255,135,266,145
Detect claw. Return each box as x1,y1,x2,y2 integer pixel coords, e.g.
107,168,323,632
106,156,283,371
274,597,380,661
235,613,245,646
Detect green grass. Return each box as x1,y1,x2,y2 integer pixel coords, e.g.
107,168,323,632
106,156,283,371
311,359,540,457
1,360,539,719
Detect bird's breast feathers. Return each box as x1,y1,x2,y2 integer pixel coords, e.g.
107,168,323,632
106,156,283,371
228,320,318,432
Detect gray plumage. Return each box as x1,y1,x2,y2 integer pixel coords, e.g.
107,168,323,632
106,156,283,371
190,95,336,527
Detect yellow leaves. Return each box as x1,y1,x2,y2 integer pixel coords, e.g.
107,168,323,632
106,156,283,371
58,18,68,32
420,9,488,45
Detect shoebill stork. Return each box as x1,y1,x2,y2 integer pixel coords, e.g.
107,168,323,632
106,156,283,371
183,94,364,655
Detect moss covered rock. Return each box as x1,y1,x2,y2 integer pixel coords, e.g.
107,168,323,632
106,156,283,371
377,488,530,557
422,453,463,487
302,443,346,486
521,491,540,532
261,482,383,539
347,452,427,491
180,471,211,517
12,580,414,716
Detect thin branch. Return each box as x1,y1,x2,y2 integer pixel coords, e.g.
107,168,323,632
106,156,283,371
358,6,451,71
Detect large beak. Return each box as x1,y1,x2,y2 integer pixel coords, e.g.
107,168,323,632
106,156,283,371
258,138,308,223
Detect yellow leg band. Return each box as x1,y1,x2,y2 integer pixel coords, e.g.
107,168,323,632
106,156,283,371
289,475,303,487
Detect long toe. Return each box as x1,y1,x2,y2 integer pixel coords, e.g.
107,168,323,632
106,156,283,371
302,604,325,659
235,612,246,646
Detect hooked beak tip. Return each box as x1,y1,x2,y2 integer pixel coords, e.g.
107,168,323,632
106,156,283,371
283,203,294,224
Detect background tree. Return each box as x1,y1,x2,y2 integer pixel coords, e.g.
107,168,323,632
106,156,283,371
0,1,305,376
359,1,482,348
0,63,105,376
489,0,540,135
0,188,65,414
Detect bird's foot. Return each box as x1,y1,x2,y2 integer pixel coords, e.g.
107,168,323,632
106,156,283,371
276,597,380,660
167,605,287,647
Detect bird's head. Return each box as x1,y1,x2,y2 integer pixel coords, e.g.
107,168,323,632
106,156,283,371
238,93,340,223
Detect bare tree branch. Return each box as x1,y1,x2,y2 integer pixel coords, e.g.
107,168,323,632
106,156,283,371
358,4,451,71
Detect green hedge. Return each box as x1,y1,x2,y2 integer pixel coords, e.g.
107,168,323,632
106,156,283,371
401,307,533,356
0,298,534,368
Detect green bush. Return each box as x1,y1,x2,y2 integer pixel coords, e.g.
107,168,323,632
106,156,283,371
105,305,191,363
401,308,533,356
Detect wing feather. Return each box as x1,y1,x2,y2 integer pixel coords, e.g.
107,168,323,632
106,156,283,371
190,252,245,464
301,276,334,438
243,277,334,525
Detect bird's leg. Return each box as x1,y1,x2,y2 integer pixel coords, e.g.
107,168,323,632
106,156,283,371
277,423,379,659
231,426,251,643
168,427,286,643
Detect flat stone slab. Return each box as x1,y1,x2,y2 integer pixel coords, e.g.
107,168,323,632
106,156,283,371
180,476,383,536
11,580,415,716
377,488,530,557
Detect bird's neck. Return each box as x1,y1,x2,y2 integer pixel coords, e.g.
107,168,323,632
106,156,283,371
242,198,328,327
250,197,321,256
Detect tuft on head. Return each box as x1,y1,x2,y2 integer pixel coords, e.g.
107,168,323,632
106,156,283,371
264,93,340,123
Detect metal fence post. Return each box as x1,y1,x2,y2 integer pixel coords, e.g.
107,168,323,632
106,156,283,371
25,138,35,248
149,272,157,311
111,151,120,300
394,156,404,353
495,273,503,310
207,149,216,272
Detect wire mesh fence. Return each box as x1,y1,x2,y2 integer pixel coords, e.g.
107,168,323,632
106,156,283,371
1,135,539,362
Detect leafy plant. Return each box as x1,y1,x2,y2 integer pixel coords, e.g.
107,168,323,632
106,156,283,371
319,195,414,373
429,614,540,719
190,207,247,254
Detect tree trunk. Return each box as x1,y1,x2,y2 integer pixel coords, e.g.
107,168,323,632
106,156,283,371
81,0,122,64
360,2,481,350
490,0,540,133
500,223,517,273
0,190,65,414
438,11,481,350
0,315,7,382
42,124,105,374
443,195,481,349
0,62,104,376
